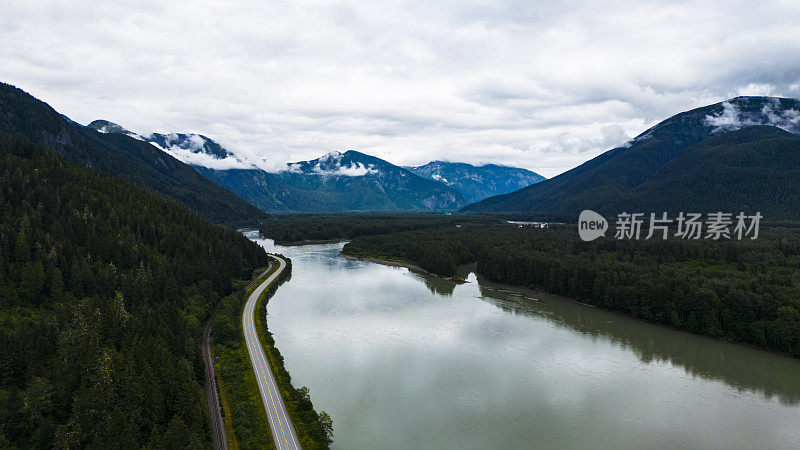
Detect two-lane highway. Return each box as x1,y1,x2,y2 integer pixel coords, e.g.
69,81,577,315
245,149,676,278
242,255,301,450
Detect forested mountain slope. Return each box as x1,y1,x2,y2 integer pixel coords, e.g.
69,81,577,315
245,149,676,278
0,134,269,447
624,126,800,215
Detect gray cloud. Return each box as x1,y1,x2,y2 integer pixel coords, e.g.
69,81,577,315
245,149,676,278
2,0,799,177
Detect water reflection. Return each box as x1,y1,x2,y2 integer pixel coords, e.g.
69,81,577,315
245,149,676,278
471,274,800,406
401,260,800,406
407,271,456,296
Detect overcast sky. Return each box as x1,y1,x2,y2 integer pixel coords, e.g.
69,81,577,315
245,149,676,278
2,0,800,176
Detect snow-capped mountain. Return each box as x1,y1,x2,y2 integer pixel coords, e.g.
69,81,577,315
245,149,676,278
87,120,554,211
88,120,249,169
87,118,469,211
147,132,233,159
406,161,545,203
286,151,379,176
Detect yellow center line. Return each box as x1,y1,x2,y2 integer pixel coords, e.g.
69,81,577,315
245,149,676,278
254,327,289,449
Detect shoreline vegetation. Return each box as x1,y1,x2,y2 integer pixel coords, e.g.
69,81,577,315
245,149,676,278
212,256,333,450
258,212,501,245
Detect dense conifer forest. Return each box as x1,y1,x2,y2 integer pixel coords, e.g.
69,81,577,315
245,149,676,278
0,135,269,447
341,222,800,357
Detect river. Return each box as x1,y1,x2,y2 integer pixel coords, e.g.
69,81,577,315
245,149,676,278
247,233,800,449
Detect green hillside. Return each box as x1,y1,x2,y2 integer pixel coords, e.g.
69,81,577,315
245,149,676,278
0,134,269,447
625,126,800,215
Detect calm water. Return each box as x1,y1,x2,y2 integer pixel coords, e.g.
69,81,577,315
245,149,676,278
247,233,800,449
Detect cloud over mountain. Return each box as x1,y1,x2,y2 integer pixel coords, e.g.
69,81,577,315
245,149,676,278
2,1,800,177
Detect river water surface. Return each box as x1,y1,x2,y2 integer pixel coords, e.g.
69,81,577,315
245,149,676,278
247,233,800,449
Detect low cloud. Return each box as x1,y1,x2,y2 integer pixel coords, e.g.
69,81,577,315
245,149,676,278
313,161,379,177
704,100,800,134
285,152,379,176
158,146,252,170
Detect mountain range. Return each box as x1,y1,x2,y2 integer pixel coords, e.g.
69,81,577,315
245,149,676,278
195,151,466,212
86,120,545,212
0,83,268,226
5,81,798,220
464,96,800,219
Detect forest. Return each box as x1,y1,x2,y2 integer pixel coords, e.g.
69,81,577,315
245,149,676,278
258,212,499,243
342,221,800,357
0,135,269,447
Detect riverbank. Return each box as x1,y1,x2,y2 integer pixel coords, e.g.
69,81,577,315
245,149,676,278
251,256,333,449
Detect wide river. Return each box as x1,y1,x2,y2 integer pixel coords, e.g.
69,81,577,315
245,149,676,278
247,233,800,449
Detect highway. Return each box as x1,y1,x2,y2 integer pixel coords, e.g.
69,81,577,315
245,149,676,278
242,255,301,450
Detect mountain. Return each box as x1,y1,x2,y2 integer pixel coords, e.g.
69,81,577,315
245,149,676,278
463,96,800,218
405,161,545,203
198,151,467,211
281,151,465,210
86,119,138,137
0,133,269,447
0,83,267,226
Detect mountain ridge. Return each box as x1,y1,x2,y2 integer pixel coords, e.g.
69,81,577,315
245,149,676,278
87,121,542,211
405,160,545,203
